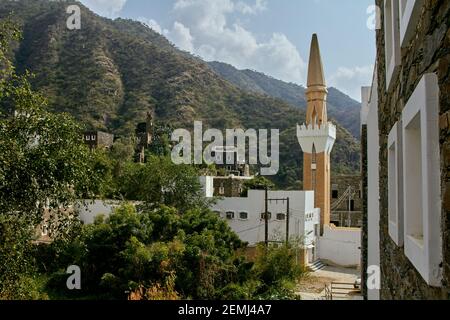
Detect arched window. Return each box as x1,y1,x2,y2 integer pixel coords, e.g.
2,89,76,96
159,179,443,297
312,144,317,164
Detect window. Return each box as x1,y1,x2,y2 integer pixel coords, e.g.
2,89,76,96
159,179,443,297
312,145,317,164
332,190,339,199
384,0,401,91
348,200,355,212
226,211,235,220
213,211,221,217
41,224,48,236
239,212,248,220
91,135,96,141
85,135,90,141
400,0,424,47
402,73,442,286
276,213,286,221
219,184,225,195
261,212,272,220
388,121,404,246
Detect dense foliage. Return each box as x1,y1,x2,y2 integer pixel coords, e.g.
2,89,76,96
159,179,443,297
39,203,304,300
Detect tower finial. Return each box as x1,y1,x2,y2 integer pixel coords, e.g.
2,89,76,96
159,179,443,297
307,33,326,87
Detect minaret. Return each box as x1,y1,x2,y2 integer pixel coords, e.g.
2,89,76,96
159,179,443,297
297,34,336,235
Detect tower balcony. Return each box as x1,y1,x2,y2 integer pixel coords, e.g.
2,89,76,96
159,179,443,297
297,122,336,155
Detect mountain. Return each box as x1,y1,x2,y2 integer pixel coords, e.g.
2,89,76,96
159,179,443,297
208,61,362,138
0,0,360,189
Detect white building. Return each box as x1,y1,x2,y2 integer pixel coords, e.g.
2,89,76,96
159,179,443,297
211,189,320,264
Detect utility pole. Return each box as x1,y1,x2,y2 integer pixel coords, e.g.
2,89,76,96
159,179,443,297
286,197,290,246
265,195,290,247
265,187,269,248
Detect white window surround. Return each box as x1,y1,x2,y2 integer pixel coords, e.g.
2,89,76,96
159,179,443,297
384,0,401,92
41,224,48,237
239,212,249,220
388,121,404,246
226,211,235,220
400,0,424,47
402,73,442,287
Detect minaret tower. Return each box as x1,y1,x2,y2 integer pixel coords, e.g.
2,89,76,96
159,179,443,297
297,34,336,234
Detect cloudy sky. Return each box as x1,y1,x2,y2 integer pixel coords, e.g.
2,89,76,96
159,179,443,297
80,0,376,101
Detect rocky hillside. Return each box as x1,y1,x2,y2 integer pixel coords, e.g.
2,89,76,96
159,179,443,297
0,0,360,188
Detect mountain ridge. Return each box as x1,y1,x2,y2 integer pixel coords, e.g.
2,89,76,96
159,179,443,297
208,61,362,138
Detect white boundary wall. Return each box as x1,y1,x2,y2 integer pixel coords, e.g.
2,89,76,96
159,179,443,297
318,225,361,267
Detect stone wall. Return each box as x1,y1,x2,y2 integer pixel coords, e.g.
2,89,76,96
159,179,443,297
213,177,246,197
375,0,449,299
361,124,368,299
330,175,363,227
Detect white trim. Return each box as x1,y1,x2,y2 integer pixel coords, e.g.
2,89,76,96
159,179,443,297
239,211,249,221
402,73,442,287
388,121,404,246
384,0,401,92
226,211,235,220
400,0,424,47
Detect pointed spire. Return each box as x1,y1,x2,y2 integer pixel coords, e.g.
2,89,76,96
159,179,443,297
307,34,326,87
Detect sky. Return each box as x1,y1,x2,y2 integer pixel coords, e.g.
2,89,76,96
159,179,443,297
79,0,376,101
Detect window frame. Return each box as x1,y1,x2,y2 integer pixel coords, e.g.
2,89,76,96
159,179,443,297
225,211,235,220
401,73,442,286
239,212,249,220
399,0,424,47
384,0,401,92
387,121,404,246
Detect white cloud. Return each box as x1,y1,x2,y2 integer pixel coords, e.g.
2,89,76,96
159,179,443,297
80,0,127,18
165,0,305,84
137,17,165,34
328,65,374,101
235,0,268,15
167,22,195,52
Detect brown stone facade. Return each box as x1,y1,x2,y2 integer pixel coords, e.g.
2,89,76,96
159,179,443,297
361,125,368,299
213,176,247,197
83,131,114,150
375,0,449,299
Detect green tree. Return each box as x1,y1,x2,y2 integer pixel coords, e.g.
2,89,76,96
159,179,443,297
0,19,102,299
118,156,211,212
47,203,244,300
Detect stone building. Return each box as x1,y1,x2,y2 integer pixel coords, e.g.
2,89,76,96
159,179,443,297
135,111,154,163
330,175,363,228
211,149,252,197
213,176,253,197
83,131,114,150
361,0,449,300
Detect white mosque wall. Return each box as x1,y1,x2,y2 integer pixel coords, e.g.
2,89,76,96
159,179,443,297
318,225,361,267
